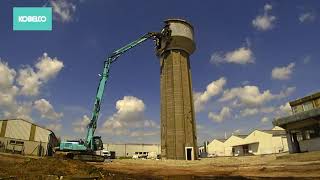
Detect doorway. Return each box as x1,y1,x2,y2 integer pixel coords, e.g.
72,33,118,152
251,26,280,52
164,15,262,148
185,147,194,160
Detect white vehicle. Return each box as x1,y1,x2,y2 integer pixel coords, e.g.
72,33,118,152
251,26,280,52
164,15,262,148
147,152,157,159
102,150,111,159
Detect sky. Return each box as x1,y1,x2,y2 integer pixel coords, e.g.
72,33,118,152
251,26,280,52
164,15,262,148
0,0,319,145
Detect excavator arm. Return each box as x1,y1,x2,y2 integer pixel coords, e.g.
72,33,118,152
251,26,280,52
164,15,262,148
85,32,163,149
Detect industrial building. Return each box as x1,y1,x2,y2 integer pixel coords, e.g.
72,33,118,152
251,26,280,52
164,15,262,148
103,143,160,158
0,119,58,156
206,127,288,156
273,91,320,153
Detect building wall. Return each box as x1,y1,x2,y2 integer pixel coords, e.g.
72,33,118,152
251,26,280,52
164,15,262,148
223,136,245,156
246,130,273,154
207,140,225,156
5,120,31,140
0,119,55,156
35,126,50,142
299,137,320,152
104,144,160,157
245,130,288,155
0,137,48,156
206,130,288,157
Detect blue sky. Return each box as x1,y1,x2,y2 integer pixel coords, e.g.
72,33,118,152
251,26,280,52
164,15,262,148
0,0,319,144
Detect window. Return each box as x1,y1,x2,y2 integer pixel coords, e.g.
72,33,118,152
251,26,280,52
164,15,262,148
16,141,24,145
9,140,24,145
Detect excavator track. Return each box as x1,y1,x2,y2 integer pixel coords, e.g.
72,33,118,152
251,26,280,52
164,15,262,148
55,151,105,162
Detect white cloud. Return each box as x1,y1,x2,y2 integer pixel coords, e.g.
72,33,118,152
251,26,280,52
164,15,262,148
130,130,158,137
261,117,269,123
34,99,63,120
219,85,295,107
264,4,272,11
101,96,158,136
271,63,295,80
302,55,311,64
211,47,254,64
72,115,90,133
17,53,64,96
279,102,292,115
252,4,276,31
240,108,259,117
17,67,41,96
0,60,16,89
299,12,316,23
35,53,64,81
208,107,231,123
0,56,63,122
46,123,62,131
194,77,226,112
50,0,76,22
240,106,275,117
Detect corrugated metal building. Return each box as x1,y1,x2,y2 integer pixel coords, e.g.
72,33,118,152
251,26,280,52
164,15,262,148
0,119,58,156
104,143,160,158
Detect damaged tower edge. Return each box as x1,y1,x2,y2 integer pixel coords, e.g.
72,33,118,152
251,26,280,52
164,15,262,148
157,19,197,160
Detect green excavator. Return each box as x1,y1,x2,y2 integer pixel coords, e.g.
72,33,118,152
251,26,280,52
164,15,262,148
55,29,170,162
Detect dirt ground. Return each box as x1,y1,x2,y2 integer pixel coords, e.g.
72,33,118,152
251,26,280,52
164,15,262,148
0,152,320,179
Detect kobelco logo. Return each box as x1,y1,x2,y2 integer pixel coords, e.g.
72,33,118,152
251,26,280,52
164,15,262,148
18,16,47,23
13,7,52,31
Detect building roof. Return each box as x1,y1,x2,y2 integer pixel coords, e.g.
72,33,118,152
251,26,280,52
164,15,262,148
233,134,248,138
290,91,320,106
215,139,227,142
260,130,286,136
273,108,320,127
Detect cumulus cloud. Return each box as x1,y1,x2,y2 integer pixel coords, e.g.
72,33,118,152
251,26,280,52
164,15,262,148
252,4,276,31
0,56,63,122
279,102,292,115
299,12,316,23
211,47,254,65
34,99,63,120
50,0,76,22
219,85,295,107
17,67,41,96
208,107,231,123
194,77,226,112
271,63,295,80
17,53,64,96
240,108,259,117
101,96,158,136
46,123,62,131
72,115,90,133
240,106,275,117
0,61,16,89
35,53,64,81
261,117,269,123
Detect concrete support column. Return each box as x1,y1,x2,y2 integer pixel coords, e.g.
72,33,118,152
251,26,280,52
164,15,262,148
286,131,294,153
158,19,197,160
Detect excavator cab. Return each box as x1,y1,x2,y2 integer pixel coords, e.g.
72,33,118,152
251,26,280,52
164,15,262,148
92,136,103,151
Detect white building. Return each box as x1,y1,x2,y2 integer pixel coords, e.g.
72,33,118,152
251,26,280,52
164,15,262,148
0,119,58,156
207,127,288,156
273,92,320,153
104,143,160,158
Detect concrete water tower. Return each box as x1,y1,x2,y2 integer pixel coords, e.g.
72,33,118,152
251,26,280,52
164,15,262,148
157,19,197,160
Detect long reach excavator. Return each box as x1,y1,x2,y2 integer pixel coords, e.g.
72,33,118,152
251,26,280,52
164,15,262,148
55,29,170,162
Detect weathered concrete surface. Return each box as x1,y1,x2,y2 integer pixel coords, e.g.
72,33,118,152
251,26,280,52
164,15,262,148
158,19,197,160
